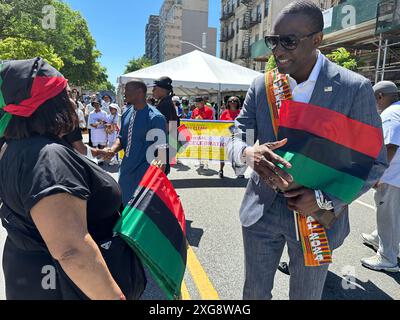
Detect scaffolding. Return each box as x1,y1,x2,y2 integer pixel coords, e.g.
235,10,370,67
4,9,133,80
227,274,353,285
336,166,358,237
374,0,400,83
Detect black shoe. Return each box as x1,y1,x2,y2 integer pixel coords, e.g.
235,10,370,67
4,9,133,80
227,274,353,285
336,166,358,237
278,262,290,275
219,170,224,178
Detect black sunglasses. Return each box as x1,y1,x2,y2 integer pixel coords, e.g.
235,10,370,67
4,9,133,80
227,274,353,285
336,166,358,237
264,31,320,51
228,100,239,103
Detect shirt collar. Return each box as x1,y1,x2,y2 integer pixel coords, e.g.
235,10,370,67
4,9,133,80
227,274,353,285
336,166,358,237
289,50,324,86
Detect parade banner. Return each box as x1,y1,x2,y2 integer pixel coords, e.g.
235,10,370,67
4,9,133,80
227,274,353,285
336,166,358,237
177,120,234,162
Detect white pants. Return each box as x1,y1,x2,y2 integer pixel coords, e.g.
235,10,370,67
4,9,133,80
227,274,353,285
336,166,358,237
375,183,400,264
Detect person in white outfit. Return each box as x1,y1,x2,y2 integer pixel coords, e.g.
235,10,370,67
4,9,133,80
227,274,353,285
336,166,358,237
361,80,400,272
88,100,108,149
105,103,120,165
101,94,112,115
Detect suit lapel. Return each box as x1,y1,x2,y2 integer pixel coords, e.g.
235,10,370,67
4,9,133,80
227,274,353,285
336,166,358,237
309,57,341,110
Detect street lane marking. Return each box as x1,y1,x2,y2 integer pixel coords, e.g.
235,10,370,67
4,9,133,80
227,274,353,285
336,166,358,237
355,200,376,211
186,246,220,300
180,280,191,300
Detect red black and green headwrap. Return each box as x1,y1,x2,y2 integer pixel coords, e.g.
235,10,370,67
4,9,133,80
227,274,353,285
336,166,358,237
0,57,68,137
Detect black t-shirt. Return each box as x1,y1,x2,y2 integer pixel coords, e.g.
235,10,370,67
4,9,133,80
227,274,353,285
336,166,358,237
0,135,121,248
63,127,83,146
156,96,178,123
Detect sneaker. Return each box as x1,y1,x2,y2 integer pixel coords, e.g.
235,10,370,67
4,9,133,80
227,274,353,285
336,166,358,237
361,233,400,258
361,232,379,250
218,170,224,178
278,262,290,275
361,254,399,272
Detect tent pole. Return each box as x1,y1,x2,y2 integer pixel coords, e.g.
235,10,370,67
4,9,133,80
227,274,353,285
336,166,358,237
217,84,222,119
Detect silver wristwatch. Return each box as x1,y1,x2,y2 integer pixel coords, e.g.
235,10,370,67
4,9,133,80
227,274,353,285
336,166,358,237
314,190,334,211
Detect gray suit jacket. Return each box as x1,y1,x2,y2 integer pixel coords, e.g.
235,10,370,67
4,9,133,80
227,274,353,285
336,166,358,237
228,55,388,249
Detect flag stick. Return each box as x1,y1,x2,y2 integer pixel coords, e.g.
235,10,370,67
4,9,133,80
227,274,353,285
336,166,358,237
294,211,300,242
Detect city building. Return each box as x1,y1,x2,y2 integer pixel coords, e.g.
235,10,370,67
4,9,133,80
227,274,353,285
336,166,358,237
220,0,400,84
157,0,217,62
219,0,336,71
145,15,160,64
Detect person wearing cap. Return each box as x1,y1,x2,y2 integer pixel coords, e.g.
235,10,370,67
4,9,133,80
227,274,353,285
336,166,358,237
152,76,179,175
152,76,178,123
361,81,400,272
190,96,214,120
0,58,146,300
105,103,121,165
88,99,108,150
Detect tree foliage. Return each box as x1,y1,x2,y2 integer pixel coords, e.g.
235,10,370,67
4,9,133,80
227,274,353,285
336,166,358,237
326,47,358,71
124,56,153,74
265,55,277,72
0,37,64,69
0,0,113,90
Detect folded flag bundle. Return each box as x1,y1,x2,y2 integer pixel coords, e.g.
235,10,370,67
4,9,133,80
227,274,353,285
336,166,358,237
276,100,383,204
113,164,187,300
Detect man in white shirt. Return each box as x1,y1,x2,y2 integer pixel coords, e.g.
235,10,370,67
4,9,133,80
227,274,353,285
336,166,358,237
361,81,400,272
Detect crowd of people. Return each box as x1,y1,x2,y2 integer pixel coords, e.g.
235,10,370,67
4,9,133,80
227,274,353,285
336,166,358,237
0,0,399,301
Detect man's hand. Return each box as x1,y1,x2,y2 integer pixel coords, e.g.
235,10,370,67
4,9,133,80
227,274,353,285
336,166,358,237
244,139,293,190
284,188,320,216
98,148,115,161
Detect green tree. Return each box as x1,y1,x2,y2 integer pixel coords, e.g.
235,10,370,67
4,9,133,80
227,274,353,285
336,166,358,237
0,0,112,90
326,47,358,71
124,55,152,74
0,37,64,70
265,55,277,72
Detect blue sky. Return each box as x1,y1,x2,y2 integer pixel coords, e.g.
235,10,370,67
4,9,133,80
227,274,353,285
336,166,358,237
64,0,221,87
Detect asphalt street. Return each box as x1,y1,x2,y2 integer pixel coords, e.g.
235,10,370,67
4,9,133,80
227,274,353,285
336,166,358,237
1,161,399,300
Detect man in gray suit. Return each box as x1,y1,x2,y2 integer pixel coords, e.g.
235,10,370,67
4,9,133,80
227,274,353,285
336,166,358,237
228,1,387,300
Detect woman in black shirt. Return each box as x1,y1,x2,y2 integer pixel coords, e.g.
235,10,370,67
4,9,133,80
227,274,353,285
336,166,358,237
0,58,145,300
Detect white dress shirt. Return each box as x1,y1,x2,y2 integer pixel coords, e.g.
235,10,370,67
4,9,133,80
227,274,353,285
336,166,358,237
237,52,325,166
289,51,324,104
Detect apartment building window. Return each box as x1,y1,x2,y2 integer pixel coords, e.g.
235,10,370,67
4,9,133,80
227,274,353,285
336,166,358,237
236,18,239,33
257,4,261,17
235,43,238,60
230,47,233,61
255,34,259,42
265,0,270,17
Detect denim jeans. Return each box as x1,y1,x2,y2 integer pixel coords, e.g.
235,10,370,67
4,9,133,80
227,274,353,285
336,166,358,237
242,194,330,300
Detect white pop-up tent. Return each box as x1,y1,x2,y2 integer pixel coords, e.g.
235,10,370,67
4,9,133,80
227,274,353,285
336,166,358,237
118,50,262,99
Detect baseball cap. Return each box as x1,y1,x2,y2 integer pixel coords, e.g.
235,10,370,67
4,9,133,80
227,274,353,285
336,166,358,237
373,81,399,94
152,76,173,91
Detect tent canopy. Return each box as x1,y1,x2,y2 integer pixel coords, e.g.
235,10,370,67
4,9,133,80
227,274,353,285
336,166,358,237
118,50,262,96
